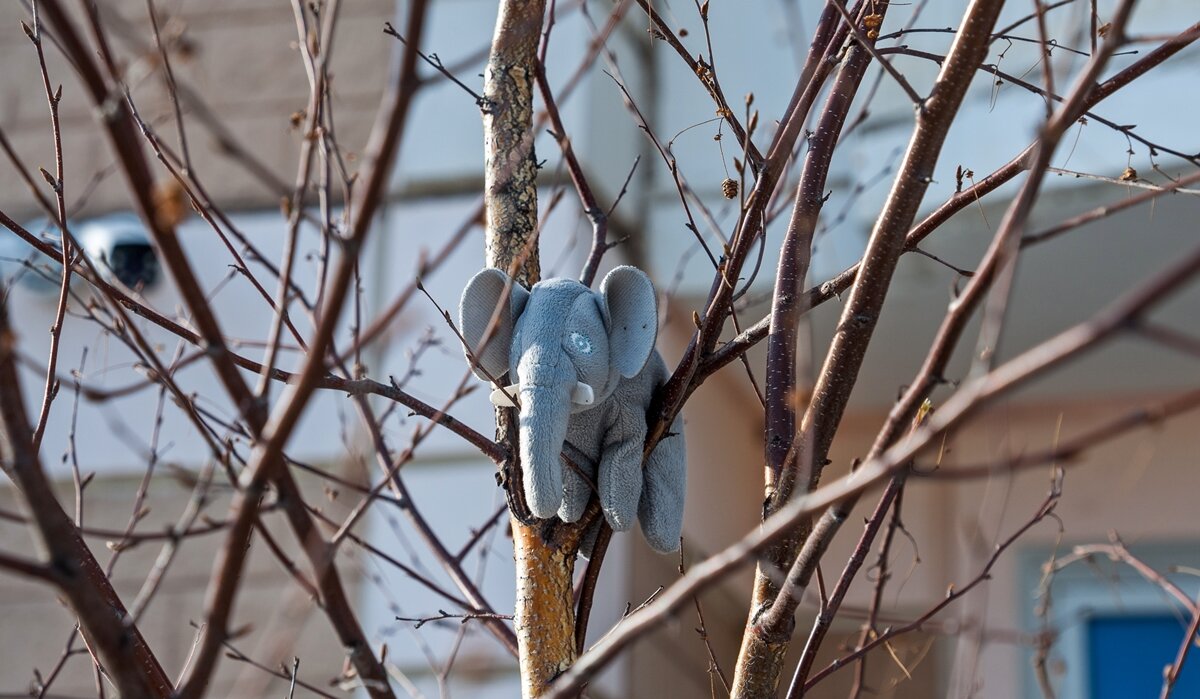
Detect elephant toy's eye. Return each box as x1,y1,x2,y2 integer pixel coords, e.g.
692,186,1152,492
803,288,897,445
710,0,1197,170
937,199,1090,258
568,331,593,354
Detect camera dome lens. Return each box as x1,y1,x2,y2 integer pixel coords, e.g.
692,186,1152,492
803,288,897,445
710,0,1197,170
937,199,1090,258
107,243,159,289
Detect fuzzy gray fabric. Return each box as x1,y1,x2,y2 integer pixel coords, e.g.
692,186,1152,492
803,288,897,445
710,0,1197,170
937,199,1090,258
458,266,686,553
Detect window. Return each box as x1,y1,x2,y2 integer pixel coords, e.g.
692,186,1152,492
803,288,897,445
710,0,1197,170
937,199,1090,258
1087,614,1200,698
1021,542,1200,699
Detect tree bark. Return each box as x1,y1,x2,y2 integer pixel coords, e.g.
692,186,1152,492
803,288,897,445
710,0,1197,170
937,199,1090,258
481,2,583,697
733,1,1006,695
484,0,545,286
733,6,884,693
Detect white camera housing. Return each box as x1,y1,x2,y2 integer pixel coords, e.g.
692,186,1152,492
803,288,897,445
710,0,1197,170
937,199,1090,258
77,214,160,291
1,214,161,295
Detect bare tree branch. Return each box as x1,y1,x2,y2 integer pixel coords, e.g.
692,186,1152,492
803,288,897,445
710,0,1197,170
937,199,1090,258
0,297,173,699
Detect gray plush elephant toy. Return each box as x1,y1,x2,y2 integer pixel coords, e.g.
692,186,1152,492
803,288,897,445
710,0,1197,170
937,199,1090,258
457,266,686,553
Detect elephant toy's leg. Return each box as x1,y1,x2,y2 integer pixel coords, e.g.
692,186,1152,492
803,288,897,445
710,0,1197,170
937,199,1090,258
596,412,646,532
558,442,594,523
638,413,687,553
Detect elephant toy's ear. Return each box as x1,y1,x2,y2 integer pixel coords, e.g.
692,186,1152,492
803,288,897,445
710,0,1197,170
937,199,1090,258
599,266,658,378
458,268,529,381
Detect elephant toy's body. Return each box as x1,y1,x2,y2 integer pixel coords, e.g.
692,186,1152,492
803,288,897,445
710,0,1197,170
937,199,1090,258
459,267,686,553
555,350,684,552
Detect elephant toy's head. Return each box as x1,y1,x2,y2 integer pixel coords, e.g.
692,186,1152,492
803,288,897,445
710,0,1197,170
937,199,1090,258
458,266,658,518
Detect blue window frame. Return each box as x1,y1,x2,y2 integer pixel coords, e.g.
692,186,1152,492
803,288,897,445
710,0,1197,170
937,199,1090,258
1020,542,1200,699
1087,614,1200,698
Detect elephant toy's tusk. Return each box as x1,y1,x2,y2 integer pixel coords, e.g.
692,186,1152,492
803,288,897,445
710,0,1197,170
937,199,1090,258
488,382,593,407
488,384,520,407
571,382,594,406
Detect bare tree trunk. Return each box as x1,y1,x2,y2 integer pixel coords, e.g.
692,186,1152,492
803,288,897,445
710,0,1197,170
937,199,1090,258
731,1,1007,695
480,2,583,696
484,0,545,285
732,5,884,693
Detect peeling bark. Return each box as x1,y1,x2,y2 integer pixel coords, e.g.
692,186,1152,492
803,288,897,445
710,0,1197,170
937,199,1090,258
513,522,585,697
484,0,545,287
481,2,585,697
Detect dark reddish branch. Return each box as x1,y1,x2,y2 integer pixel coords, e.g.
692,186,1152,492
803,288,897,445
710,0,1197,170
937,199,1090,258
847,480,907,699
792,0,1002,489
647,0,856,459
547,228,1200,698
764,2,879,497
736,1,1007,684
766,0,882,558
793,488,1061,696
533,64,608,287
573,523,612,654
0,549,53,582
36,2,429,697
633,0,765,171
699,19,1200,383
785,4,1138,691
0,301,172,699
732,6,884,692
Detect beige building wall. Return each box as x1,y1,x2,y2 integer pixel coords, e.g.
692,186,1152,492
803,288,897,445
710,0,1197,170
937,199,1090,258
0,2,394,696
0,0,393,220
2,2,1197,697
0,471,370,697
647,307,1200,697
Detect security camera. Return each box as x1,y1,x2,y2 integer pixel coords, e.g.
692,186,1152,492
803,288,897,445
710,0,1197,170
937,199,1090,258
78,214,160,291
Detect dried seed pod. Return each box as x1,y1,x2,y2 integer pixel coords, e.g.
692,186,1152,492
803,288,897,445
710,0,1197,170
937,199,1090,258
153,179,188,230
721,178,739,199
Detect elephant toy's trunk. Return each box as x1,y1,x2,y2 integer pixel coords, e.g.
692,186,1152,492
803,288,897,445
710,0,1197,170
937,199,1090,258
516,368,572,519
